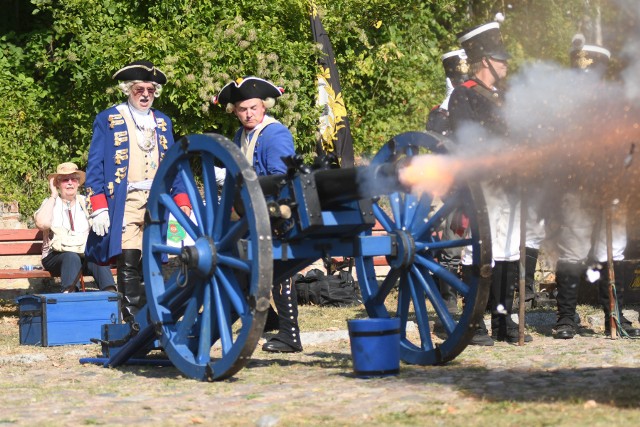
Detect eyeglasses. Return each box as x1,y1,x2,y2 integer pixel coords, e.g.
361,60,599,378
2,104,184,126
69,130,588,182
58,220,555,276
132,86,156,96
58,176,79,183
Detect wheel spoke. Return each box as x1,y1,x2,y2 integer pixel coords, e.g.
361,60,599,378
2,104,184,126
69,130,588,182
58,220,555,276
373,268,401,305
414,255,470,297
213,276,233,354
151,243,183,256
407,193,434,234
217,254,251,273
402,192,419,229
214,176,236,241
372,203,395,232
405,271,434,350
412,194,461,241
175,285,203,343
215,267,248,317
217,218,248,252
389,192,403,228
196,279,213,364
177,159,205,236
416,238,473,252
159,193,200,240
411,262,456,335
397,279,411,339
201,153,219,236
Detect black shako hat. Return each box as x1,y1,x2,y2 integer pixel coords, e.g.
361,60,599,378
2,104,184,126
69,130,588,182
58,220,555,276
112,60,167,84
569,35,610,72
215,76,283,105
457,22,511,63
441,49,469,84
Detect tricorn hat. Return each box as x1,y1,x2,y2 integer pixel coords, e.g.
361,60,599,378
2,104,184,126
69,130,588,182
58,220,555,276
569,34,610,72
214,77,283,105
458,22,511,63
441,49,469,84
112,60,167,84
47,162,86,185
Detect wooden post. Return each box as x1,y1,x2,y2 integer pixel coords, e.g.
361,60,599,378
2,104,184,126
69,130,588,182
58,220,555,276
518,192,527,346
605,204,617,339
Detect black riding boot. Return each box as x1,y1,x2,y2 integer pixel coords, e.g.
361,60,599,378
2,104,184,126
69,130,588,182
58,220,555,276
262,278,303,353
598,261,640,337
461,264,494,346
554,261,583,339
490,261,531,342
117,249,146,322
524,247,539,302
263,305,280,333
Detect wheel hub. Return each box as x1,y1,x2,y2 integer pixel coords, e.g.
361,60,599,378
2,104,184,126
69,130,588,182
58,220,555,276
387,229,415,269
179,236,217,277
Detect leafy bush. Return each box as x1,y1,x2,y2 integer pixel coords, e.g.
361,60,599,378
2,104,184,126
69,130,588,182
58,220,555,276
0,0,623,218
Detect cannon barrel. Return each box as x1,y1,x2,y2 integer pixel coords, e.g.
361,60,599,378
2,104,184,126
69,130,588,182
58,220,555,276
258,160,409,209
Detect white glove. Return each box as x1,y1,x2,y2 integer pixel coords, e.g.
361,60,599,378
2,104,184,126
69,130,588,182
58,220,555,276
91,208,110,237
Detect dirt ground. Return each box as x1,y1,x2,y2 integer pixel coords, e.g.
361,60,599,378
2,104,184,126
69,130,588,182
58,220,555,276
2,299,640,426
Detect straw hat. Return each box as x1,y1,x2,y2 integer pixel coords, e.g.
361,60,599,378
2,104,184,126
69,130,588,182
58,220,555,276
47,162,86,185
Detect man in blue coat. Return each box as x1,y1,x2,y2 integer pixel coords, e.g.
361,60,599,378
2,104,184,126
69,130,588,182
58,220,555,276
216,76,300,352
85,60,191,321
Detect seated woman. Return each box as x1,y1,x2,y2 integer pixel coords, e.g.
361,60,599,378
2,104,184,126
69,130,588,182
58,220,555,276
34,163,116,293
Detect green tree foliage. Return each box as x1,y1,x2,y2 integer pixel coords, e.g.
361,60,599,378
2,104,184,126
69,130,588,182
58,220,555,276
0,0,630,217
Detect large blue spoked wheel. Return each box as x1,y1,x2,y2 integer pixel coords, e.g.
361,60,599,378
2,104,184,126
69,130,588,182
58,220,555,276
144,133,273,381
355,131,492,365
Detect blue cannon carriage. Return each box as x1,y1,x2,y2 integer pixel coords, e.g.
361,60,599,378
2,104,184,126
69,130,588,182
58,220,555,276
95,131,492,381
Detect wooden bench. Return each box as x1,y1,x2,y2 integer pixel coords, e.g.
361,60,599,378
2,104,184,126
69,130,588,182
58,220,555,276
0,228,116,287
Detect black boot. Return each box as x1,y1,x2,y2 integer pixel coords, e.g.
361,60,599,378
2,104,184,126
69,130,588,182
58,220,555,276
263,305,280,333
461,265,494,346
524,247,539,302
262,278,303,353
599,261,640,337
553,261,582,339
491,261,532,343
117,249,146,322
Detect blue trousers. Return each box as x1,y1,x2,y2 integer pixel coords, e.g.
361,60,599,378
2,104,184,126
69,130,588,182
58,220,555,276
42,251,115,290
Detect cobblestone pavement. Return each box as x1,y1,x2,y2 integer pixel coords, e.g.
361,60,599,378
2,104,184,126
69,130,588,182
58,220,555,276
1,308,640,426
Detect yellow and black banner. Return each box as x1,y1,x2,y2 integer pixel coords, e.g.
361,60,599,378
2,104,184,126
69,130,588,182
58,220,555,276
310,2,355,167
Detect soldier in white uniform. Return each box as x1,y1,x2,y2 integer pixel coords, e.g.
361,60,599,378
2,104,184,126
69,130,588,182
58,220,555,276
553,40,640,339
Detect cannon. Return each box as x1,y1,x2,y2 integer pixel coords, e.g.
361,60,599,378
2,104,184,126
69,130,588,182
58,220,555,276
90,131,492,381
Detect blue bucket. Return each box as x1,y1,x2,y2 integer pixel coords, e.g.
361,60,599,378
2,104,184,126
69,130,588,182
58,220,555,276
347,318,401,378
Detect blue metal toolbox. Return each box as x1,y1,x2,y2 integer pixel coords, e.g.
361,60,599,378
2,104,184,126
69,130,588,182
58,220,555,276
16,291,121,346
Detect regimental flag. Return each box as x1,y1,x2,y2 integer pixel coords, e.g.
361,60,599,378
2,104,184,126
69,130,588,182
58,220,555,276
310,2,355,167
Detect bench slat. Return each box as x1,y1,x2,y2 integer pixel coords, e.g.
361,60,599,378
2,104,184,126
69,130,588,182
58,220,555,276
0,268,117,280
0,269,53,279
0,229,43,242
0,242,43,256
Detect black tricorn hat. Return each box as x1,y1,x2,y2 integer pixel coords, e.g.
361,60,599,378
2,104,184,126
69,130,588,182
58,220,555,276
215,76,283,105
112,60,167,84
441,49,469,84
458,22,511,63
569,35,610,71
